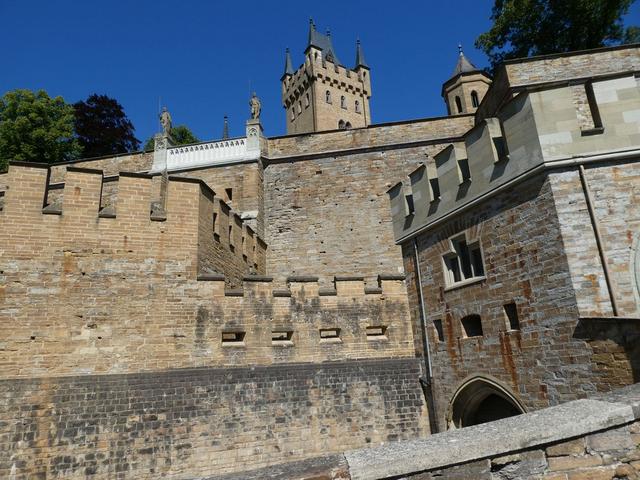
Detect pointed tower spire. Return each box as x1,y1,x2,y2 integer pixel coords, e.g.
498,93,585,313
452,43,479,77
282,48,294,78
308,18,316,46
355,38,369,69
222,115,229,140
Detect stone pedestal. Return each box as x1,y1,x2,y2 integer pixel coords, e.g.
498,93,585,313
246,118,263,155
151,133,173,173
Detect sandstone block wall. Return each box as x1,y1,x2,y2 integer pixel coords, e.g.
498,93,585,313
0,358,429,480
550,160,640,317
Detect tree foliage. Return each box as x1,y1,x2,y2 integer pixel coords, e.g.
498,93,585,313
74,94,140,158
143,125,199,151
0,89,80,171
476,0,639,70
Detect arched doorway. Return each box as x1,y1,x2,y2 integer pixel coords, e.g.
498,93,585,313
448,377,525,428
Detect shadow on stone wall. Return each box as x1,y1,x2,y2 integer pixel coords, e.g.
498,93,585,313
573,317,640,390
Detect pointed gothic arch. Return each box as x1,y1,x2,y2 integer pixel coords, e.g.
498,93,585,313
448,376,525,429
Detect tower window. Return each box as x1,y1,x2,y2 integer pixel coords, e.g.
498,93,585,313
325,90,332,104
460,314,483,338
443,234,485,287
471,91,479,108
305,93,310,108
297,101,302,114
290,108,295,120
355,100,361,113
345,121,352,130
338,120,345,130
341,96,346,109
455,96,463,114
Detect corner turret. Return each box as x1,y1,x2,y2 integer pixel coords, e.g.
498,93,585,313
442,45,492,115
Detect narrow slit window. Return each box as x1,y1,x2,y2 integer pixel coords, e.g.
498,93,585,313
325,90,332,103
471,90,479,108
225,188,233,201
504,303,520,330
320,328,340,340
455,96,463,114
461,315,483,338
366,325,387,338
222,331,245,344
433,319,444,342
272,330,294,344
355,100,361,113
341,95,346,109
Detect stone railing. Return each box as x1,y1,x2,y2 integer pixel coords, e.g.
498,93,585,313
162,137,251,171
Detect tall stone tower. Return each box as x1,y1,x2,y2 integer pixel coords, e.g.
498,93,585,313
442,46,492,115
281,20,372,134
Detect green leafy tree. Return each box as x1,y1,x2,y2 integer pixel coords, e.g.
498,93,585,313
0,89,80,171
143,125,199,151
74,94,140,158
476,0,639,70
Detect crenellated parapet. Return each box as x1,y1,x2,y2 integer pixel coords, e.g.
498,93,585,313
0,162,267,285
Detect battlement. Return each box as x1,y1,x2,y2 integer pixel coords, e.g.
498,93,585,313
389,48,640,242
0,162,266,285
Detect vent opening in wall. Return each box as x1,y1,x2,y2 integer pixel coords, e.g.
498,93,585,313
433,319,444,342
366,325,387,339
320,328,341,342
222,331,245,344
272,330,294,345
461,315,483,338
504,303,520,330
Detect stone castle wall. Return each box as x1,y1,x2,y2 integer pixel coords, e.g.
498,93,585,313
264,117,474,285
0,163,427,478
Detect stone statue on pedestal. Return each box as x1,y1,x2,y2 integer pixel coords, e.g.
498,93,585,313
159,106,172,137
249,92,261,120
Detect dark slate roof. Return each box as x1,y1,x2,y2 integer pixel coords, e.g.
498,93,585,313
355,39,368,69
282,48,294,78
451,45,480,77
307,20,341,65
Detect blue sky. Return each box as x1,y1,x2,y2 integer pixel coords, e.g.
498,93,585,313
2,0,640,144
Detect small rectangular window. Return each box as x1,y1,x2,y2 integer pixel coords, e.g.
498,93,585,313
504,303,520,330
433,319,444,342
461,315,483,338
222,331,245,344
365,325,387,339
272,330,293,345
444,235,485,287
470,244,484,277
320,328,341,341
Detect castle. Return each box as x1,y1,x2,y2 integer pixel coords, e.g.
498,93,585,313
1,21,640,480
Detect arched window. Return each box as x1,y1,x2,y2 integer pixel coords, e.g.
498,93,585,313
340,96,346,109
325,90,332,104
471,91,479,108
345,122,352,130
304,93,310,107
338,120,345,130
355,100,361,113
455,96,463,114
297,101,302,114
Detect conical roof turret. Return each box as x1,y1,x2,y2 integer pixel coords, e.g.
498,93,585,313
281,48,294,80
306,18,341,65
451,44,480,77
355,39,368,69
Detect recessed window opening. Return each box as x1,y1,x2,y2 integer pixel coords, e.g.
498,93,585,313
305,93,310,107
471,90,479,108
341,95,346,109
461,314,483,338
504,303,520,330
325,90,332,103
366,325,387,338
345,121,352,130
444,235,485,286
297,101,302,114
272,330,294,344
338,120,345,130
222,331,245,344
455,96,463,113
355,100,361,113
320,328,340,340
290,108,295,120
433,319,444,342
